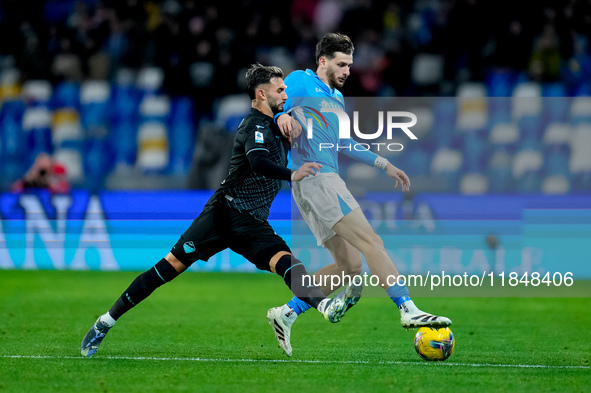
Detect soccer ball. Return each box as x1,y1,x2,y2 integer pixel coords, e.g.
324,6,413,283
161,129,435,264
414,327,455,361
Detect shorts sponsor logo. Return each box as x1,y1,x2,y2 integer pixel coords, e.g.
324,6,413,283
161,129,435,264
183,241,196,254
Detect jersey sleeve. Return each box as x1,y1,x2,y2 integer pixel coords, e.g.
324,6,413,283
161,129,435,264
339,138,379,166
244,123,276,156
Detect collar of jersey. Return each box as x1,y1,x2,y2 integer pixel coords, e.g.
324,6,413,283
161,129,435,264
250,107,274,123
305,69,337,96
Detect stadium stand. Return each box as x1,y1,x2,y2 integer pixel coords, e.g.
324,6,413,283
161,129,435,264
0,0,589,193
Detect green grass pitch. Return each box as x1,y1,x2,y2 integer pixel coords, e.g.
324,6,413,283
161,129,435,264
1,270,590,392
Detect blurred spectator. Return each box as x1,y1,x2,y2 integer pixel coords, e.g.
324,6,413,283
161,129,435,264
529,24,563,82
11,153,70,194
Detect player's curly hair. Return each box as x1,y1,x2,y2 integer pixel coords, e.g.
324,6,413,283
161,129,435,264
315,33,354,64
245,63,284,100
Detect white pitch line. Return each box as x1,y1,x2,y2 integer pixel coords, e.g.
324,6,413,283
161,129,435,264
1,355,589,369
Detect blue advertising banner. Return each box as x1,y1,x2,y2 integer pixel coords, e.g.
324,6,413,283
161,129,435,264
1,190,590,279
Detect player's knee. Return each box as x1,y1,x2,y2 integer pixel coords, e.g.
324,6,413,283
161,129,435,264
164,253,188,274
345,263,363,276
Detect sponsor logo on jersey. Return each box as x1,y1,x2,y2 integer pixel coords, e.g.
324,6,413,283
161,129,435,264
255,131,264,143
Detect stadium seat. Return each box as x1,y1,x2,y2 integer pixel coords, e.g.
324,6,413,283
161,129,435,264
541,174,570,194
52,123,84,147
0,102,27,185
139,94,171,123
517,115,543,148
345,162,382,193
512,82,542,121
0,68,22,101
569,97,591,125
136,67,164,93
456,82,488,132
431,147,463,191
399,144,430,176
21,80,52,105
460,172,489,194
488,149,513,193
512,148,543,193
462,131,488,172
569,123,591,191
136,122,169,172
169,96,195,174
84,137,115,190
52,81,80,110
485,69,515,97
542,82,567,97
406,106,434,140
80,81,111,129
432,99,456,148
411,53,444,86
22,106,54,157
543,123,571,146
215,94,251,131
489,122,519,152
543,96,570,124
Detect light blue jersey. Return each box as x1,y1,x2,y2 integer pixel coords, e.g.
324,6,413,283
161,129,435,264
278,69,378,173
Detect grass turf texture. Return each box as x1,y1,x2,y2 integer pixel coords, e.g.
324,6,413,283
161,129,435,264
1,270,589,393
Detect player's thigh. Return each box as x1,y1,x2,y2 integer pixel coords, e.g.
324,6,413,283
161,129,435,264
228,216,291,272
324,234,363,270
170,204,229,266
332,207,381,250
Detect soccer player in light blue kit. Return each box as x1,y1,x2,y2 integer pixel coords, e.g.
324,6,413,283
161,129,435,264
266,33,452,356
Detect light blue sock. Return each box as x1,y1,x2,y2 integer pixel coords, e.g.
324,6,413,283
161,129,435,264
287,296,312,315
386,283,411,307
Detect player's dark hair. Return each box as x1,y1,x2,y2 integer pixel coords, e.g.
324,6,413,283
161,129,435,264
315,33,354,64
245,63,284,100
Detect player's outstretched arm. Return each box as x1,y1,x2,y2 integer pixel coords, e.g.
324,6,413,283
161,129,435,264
385,162,411,192
292,162,323,182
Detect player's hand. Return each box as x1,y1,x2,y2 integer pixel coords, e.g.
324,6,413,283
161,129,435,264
292,162,322,182
385,163,411,192
277,114,292,141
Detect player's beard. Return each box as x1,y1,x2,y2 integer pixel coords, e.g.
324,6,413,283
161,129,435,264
327,67,346,89
269,99,284,115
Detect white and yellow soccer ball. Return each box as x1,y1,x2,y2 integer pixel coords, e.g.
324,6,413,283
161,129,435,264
414,327,455,361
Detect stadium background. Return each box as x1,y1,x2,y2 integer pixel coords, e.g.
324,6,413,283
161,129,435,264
0,0,590,277
1,2,590,392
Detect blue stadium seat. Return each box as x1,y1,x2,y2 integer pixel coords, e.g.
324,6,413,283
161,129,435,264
110,118,138,166
0,102,27,185
488,97,512,127
542,82,567,97
485,70,516,97
169,96,195,174
432,99,456,148
517,115,543,149
84,138,115,191
462,131,488,173
52,81,80,110
543,96,570,125
488,150,513,193
80,81,111,129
